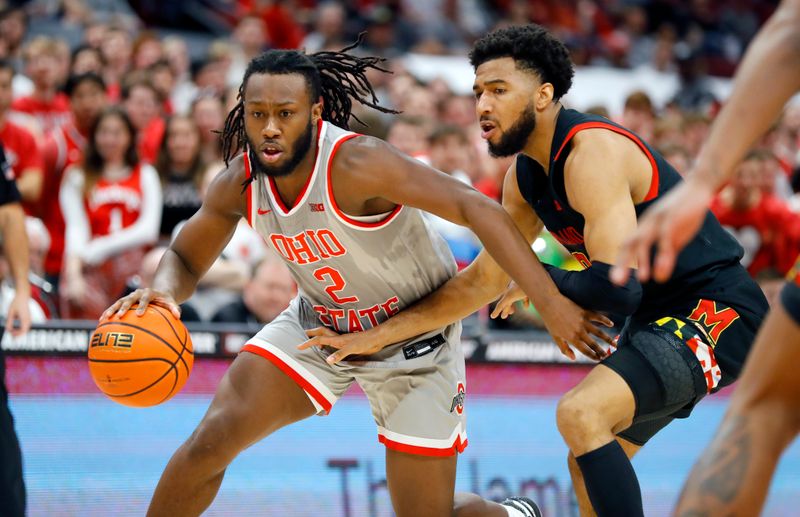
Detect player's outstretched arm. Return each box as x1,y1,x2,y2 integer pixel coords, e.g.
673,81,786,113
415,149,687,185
299,140,613,363
612,0,800,285
0,201,31,336
102,159,247,320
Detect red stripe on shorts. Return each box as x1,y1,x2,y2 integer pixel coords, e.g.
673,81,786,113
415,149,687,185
241,344,332,413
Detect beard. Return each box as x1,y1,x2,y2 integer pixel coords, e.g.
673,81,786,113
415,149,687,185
247,119,314,178
487,102,537,157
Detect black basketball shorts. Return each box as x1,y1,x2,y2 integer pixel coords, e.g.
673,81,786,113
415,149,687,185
601,299,761,446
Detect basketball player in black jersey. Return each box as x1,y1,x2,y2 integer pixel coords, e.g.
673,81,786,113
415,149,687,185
612,1,800,515
298,25,770,516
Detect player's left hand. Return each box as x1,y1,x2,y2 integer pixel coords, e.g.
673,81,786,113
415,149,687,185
6,292,31,337
298,327,385,365
490,282,529,319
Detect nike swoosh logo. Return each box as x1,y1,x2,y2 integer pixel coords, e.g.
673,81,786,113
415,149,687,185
257,208,272,215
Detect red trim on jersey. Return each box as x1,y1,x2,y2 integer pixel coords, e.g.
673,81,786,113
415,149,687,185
378,433,468,457
267,119,324,214
553,121,660,202
326,134,403,228
244,152,253,227
241,344,333,413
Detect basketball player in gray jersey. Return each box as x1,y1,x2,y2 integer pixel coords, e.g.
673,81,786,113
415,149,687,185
103,41,612,517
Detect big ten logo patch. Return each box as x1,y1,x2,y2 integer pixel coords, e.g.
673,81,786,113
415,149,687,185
450,382,465,414
90,331,134,351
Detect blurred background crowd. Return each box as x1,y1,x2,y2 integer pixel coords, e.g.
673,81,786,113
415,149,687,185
0,0,796,333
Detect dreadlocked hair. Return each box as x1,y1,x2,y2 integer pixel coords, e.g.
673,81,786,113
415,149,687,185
220,33,398,167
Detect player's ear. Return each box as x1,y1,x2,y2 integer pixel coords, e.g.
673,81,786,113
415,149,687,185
311,97,323,123
536,82,555,110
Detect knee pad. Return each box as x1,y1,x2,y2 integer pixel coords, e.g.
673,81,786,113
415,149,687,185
626,319,711,408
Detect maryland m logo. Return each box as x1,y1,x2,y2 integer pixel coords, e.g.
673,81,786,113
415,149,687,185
687,300,740,345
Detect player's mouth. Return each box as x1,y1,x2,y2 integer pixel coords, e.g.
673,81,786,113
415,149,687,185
480,120,497,139
261,144,284,163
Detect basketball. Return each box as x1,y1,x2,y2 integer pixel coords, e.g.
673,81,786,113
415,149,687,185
88,304,194,407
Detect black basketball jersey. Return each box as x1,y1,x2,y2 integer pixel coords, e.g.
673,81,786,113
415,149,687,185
516,108,753,319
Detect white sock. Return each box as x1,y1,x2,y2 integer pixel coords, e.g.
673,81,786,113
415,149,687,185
504,506,526,517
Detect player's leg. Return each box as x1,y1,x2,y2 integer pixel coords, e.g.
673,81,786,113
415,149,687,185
0,349,25,517
557,318,715,517
386,452,542,517
386,450,458,517
567,437,641,517
147,352,316,516
675,299,800,516
357,326,533,517
555,363,642,517
148,300,352,517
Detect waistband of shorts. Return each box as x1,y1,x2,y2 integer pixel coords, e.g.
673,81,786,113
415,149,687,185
402,333,447,360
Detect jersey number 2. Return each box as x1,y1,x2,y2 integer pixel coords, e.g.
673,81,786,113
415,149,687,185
313,266,359,304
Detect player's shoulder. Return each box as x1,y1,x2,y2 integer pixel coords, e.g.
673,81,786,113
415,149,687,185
569,126,629,153
212,154,249,188
333,133,382,160
203,154,249,215
329,133,389,176
567,128,641,178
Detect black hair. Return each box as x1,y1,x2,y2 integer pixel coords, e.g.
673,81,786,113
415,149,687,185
63,72,106,97
0,58,13,76
469,24,574,100
220,34,398,168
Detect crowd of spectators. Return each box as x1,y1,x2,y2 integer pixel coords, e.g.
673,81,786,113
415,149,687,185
0,0,795,331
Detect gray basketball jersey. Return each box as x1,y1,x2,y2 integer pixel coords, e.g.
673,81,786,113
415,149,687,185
245,120,457,335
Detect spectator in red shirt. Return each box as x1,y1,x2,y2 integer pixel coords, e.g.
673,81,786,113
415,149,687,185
40,72,107,290
121,75,165,164
59,107,162,319
0,59,43,214
711,151,800,278
11,37,70,133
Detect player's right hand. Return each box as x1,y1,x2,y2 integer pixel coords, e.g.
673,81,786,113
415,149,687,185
611,179,714,285
298,327,387,365
101,288,181,321
538,294,614,362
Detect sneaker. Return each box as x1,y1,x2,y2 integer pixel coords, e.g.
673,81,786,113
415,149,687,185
501,496,543,517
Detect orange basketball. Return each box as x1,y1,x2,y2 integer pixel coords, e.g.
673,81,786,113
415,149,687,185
88,304,194,407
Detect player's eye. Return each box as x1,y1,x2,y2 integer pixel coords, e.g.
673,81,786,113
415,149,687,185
494,88,506,95
251,111,263,118
280,110,293,118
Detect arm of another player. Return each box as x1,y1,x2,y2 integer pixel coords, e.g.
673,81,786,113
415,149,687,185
102,160,246,319
0,201,31,336
300,159,530,363
552,130,644,314
14,129,44,204
612,0,800,285
300,142,613,363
